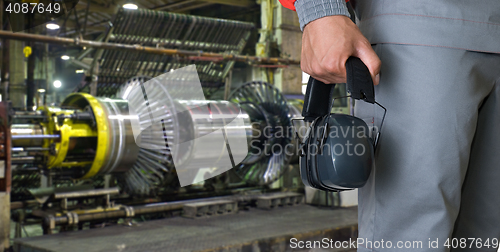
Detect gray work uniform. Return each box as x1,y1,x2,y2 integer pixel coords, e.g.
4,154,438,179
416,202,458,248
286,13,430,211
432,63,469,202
294,0,500,251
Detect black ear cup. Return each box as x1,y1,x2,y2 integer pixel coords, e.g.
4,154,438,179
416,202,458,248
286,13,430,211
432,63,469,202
299,156,312,188
299,115,339,192
307,116,328,190
299,116,323,190
299,114,375,192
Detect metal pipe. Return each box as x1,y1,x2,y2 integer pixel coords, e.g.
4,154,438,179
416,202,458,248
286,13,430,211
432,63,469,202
47,195,241,225
11,135,59,140
26,39,35,111
11,147,49,152
13,111,43,115
12,115,46,119
0,31,300,65
11,124,46,148
10,200,39,210
11,156,35,163
53,188,120,199
68,59,91,70
43,190,299,228
50,202,186,225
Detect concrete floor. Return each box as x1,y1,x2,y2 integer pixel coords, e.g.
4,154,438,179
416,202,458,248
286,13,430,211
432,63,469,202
13,205,357,252
10,206,500,252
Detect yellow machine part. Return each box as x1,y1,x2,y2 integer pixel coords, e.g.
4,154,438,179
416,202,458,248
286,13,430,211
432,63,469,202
40,93,111,179
60,93,111,179
39,105,97,169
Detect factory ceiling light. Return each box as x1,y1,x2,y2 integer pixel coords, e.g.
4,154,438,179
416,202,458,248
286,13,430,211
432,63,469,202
122,3,138,9
46,23,60,30
38,89,46,93
61,55,70,60
53,80,62,88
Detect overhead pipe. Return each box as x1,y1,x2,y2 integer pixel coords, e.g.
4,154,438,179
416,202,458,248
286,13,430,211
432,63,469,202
0,31,300,65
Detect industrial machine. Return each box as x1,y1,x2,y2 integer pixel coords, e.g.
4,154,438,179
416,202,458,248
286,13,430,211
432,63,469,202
0,6,313,251
10,79,303,196
12,93,138,181
6,7,301,200
2,78,310,237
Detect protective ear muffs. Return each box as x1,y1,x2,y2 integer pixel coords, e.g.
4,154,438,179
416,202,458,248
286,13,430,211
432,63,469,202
294,57,386,192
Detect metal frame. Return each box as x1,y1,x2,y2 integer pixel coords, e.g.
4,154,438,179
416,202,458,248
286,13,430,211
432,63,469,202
79,8,258,96
0,102,11,252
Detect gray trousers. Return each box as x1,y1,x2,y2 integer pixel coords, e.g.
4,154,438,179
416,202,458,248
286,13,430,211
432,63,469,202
356,43,500,251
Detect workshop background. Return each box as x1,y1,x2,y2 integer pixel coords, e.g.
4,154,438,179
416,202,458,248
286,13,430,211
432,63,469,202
0,0,359,251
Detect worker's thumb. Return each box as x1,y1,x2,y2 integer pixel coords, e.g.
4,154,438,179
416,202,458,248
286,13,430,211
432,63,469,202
354,43,381,85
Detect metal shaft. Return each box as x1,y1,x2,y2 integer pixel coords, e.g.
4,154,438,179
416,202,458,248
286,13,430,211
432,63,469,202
49,203,184,226
11,135,59,140
12,115,46,119
45,195,253,226
11,147,49,152
11,156,35,163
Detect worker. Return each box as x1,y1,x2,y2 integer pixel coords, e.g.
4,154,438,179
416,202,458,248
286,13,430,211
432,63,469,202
279,0,500,251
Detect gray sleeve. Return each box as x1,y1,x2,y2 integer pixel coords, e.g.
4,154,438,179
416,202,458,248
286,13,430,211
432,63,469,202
294,0,351,31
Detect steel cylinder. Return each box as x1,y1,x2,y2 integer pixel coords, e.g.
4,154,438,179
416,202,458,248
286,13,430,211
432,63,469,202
11,124,45,148
60,94,140,178
95,97,140,175
172,100,252,170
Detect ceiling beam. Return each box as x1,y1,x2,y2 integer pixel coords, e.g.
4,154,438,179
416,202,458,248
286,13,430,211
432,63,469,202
74,4,118,14
196,0,255,7
74,0,255,13
155,0,197,10
63,19,107,32
175,2,213,12
74,0,126,14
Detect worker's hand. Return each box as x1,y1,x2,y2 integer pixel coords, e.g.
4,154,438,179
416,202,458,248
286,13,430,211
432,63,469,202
301,15,381,85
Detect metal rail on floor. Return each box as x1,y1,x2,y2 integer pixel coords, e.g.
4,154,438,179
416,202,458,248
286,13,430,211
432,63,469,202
37,192,303,234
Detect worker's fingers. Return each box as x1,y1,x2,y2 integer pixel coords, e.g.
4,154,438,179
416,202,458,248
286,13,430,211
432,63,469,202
354,40,382,85
301,38,341,84
300,15,381,85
